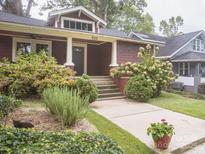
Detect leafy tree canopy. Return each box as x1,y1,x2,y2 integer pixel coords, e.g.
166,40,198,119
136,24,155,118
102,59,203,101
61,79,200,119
41,0,155,33
159,16,184,37
0,0,36,16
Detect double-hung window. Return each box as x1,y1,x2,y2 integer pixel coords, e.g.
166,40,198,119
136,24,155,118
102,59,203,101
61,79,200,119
178,62,190,76
62,17,94,32
12,37,52,61
193,39,204,51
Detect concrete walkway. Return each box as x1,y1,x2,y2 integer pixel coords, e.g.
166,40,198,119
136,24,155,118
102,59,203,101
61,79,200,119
91,99,205,154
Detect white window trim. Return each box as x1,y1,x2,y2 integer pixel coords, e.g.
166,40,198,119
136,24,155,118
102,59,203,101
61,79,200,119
12,37,52,61
72,43,87,74
178,62,190,76
61,16,95,33
193,39,203,52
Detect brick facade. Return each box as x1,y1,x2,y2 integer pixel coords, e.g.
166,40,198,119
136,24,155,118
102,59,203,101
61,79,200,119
0,35,12,60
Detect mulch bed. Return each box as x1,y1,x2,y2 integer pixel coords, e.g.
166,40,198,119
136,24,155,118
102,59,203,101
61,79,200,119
1,107,97,133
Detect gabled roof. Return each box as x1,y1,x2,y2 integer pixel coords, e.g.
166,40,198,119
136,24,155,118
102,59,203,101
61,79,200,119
158,30,203,57
99,28,128,38
0,11,47,27
172,51,205,62
48,6,107,26
129,32,167,44
129,30,205,58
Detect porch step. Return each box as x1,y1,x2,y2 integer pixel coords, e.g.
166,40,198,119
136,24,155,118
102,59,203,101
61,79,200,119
95,81,114,85
98,92,123,98
90,76,125,101
98,88,119,94
97,84,118,89
97,96,126,101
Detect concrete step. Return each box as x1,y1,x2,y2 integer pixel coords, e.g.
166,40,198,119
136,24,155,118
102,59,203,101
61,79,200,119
90,76,111,79
182,142,205,154
98,89,119,94
98,92,123,98
95,81,114,85
97,84,118,89
97,96,126,101
91,78,113,82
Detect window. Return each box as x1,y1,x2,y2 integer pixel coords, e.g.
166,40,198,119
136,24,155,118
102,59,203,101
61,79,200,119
17,42,31,54
193,39,204,51
12,38,52,61
36,44,49,54
178,62,190,76
62,17,94,32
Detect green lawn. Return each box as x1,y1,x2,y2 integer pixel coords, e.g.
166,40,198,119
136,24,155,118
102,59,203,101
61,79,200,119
149,92,205,120
21,99,153,154
86,110,154,154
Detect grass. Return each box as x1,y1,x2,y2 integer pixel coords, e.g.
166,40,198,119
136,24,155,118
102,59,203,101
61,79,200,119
149,92,205,120
86,110,154,154
21,99,153,154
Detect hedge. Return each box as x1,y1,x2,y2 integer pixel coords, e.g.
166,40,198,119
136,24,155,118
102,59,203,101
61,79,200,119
0,126,124,154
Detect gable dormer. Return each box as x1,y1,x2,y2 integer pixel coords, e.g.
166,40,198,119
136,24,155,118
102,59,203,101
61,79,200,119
48,6,107,33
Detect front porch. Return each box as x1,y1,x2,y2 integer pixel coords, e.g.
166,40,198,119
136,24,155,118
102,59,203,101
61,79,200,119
0,30,119,76
67,38,116,76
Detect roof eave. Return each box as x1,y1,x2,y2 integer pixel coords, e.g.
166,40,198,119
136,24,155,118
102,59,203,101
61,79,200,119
49,6,107,26
0,21,164,46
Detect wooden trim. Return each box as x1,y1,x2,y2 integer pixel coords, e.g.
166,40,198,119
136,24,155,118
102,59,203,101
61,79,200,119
12,37,52,61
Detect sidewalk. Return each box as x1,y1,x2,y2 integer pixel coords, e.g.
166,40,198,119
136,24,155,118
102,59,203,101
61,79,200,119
91,99,205,154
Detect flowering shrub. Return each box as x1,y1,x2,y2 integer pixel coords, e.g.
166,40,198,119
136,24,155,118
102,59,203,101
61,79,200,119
125,75,153,102
147,119,175,142
137,45,176,96
0,52,75,98
110,44,176,97
110,62,137,78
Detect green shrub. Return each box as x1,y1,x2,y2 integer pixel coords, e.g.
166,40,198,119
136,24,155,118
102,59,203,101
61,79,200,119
0,126,124,154
0,52,75,98
76,74,98,103
42,87,89,126
125,75,154,102
198,83,205,95
0,95,21,119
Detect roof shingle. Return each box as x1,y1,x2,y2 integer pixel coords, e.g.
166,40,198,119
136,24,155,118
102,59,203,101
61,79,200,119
0,11,47,27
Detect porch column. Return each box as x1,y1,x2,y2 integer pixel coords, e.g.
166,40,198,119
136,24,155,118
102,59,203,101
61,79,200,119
64,37,74,67
109,40,118,67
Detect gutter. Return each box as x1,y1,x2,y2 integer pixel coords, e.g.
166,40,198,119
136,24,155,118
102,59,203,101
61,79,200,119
0,21,164,46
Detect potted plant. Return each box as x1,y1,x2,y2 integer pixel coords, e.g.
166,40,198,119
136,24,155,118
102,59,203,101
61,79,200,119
147,119,175,150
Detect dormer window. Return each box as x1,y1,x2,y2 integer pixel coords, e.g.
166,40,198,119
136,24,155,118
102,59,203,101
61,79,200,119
193,39,204,51
61,17,94,32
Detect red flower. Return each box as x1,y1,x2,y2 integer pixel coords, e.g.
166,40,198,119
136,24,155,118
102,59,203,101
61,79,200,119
161,119,166,122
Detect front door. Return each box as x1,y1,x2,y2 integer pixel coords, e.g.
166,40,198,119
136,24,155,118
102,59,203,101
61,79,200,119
72,46,84,75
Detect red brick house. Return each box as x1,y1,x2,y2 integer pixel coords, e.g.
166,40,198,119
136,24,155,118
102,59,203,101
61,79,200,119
0,6,163,76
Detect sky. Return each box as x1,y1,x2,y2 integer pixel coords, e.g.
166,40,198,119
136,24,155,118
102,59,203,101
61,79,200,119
29,0,205,35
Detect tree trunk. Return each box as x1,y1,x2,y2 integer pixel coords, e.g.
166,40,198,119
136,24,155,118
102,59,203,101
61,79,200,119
25,0,33,17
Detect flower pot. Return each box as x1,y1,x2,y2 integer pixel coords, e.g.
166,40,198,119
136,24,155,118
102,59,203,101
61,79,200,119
113,77,130,94
154,135,172,150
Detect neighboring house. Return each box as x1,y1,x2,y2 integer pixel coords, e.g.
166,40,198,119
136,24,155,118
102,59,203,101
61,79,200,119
0,6,163,76
130,31,205,92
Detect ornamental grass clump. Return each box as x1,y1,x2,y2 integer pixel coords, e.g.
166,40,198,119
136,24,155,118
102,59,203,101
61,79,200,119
42,87,89,126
